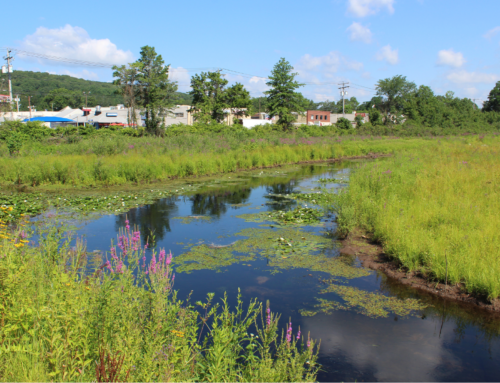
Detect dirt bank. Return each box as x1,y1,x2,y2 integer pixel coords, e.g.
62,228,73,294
339,228,500,313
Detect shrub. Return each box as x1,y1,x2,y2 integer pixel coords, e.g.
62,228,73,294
336,117,353,131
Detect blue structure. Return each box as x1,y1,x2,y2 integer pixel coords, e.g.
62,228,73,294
22,117,74,123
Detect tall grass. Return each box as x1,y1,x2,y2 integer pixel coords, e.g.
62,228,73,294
0,220,319,382
331,135,500,300
0,135,436,187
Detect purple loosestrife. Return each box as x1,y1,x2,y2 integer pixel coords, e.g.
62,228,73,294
125,219,130,231
286,321,292,344
149,253,157,274
116,260,124,273
266,306,271,327
166,252,172,265
159,249,166,264
142,256,146,268
296,328,301,340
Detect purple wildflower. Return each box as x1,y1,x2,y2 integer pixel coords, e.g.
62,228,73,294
266,306,271,327
286,321,292,343
166,252,172,266
296,329,301,340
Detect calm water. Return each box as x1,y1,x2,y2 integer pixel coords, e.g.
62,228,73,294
68,163,500,382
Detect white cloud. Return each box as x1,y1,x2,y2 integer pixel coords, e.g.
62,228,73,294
169,67,191,92
296,52,363,78
301,312,460,382
293,52,364,101
20,25,134,66
347,22,373,43
347,0,395,17
484,26,500,39
436,49,466,68
375,45,399,65
60,69,99,81
447,70,500,84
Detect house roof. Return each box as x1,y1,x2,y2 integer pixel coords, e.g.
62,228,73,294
23,117,75,122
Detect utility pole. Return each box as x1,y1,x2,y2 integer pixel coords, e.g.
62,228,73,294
338,82,349,117
28,96,32,120
2,50,13,105
15,94,19,112
83,91,90,107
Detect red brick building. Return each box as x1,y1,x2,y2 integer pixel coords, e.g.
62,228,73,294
306,110,330,124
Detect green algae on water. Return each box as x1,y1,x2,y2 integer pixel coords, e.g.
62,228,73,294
173,215,212,224
299,281,427,318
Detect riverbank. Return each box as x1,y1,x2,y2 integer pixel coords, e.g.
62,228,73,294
330,134,500,304
0,135,437,188
339,228,500,312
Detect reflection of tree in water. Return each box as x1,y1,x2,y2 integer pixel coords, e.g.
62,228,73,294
115,196,179,244
265,180,299,211
190,188,252,218
379,276,500,343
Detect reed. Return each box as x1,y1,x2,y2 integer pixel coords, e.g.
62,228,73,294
331,134,500,300
0,135,436,187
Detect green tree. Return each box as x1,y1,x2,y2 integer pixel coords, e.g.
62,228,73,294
336,117,352,130
369,109,382,125
317,99,339,113
129,46,178,135
41,88,84,110
189,71,229,123
375,75,416,118
225,82,253,121
112,64,140,126
265,58,305,129
483,81,500,112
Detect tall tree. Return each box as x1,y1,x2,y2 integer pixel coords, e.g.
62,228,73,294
483,81,500,112
375,75,416,117
112,64,139,126
41,88,96,110
125,46,178,135
225,82,253,121
189,71,229,123
265,58,305,129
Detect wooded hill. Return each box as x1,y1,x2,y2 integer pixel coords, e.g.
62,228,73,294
0,71,192,111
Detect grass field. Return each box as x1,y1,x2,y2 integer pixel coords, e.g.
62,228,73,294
331,134,500,300
0,134,441,188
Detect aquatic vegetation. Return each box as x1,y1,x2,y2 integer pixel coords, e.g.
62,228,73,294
300,281,427,318
175,226,370,280
315,177,347,184
331,135,500,300
0,189,178,222
237,206,323,226
292,190,335,205
172,215,212,224
229,202,252,208
0,222,319,382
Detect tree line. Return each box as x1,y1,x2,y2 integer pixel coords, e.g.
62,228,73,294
112,45,500,136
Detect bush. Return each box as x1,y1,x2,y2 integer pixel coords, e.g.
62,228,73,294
336,117,353,131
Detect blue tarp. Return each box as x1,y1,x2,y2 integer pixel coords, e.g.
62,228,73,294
22,117,75,122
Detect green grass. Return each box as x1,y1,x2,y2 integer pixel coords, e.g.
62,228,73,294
330,134,500,300
0,134,440,188
0,220,319,382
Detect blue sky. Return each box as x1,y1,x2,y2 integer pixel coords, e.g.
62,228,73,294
1,0,499,105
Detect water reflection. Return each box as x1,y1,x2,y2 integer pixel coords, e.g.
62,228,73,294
115,195,178,243
189,188,252,217
70,162,500,382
